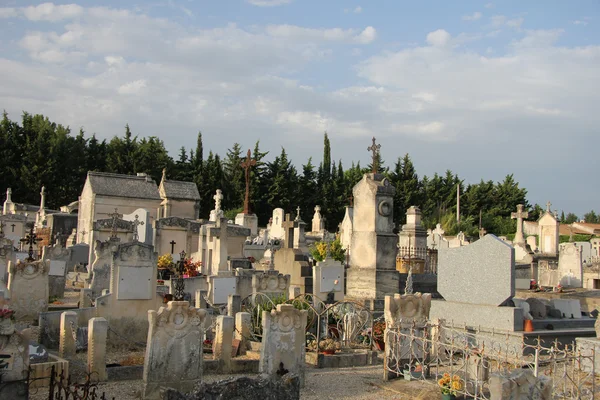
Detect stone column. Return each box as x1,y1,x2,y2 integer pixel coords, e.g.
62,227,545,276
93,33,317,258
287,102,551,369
227,294,241,317
213,315,234,372
235,312,251,355
59,311,78,358
87,317,108,381
196,289,207,309
80,288,93,308
259,304,307,385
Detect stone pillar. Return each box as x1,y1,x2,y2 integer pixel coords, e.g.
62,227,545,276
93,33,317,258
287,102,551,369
196,289,207,309
80,288,93,308
213,315,234,372
59,311,78,358
227,294,241,317
87,317,108,381
235,312,251,355
259,304,307,385
289,286,301,300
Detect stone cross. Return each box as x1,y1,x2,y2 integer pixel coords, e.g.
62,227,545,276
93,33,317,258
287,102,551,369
107,208,123,239
240,149,256,214
479,227,487,239
214,189,223,212
546,201,552,212
295,206,301,222
367,136,381,174
169,240,176,254
511,204,528,244
131,214,144,242
282,214,295,249
20,224,42,261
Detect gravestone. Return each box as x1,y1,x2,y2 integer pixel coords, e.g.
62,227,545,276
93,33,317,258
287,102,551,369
89,240,117,299
88,317,108,381
114,242,155,300
311,205,324,233
0,234,15,284
143,301,208,399
7,259,50,322
69,243,90,271
43,243,71,299
557,243,582,287
0,328,29,383
252,270,290,300
538,203,559,256
259,304,307,385
269,208,285,239
312,257,344,302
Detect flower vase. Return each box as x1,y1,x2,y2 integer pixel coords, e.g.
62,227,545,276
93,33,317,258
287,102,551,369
441,394,456,400
0,318,15,336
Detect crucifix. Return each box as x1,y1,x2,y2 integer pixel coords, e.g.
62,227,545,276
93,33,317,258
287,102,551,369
169,240,177,254
367,136,381,174
108,208,123,239
20,225,42,261
131,214,144,242
240,149,257,214
511,204,528,244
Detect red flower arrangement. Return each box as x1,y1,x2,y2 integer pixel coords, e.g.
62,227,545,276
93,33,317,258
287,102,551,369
0,309,15,320
183,258,202,277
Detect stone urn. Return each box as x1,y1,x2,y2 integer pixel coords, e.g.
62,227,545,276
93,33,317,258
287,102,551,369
0,318,15,336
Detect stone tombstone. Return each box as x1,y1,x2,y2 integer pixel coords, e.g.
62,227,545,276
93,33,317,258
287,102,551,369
112,242,157,301
209,276,237,304
438,234,514,306
7,259,50,322
252,271,290,299
88,317,108,381
143,301,208,399
557,243,583,287
311,205,324,233
269,208,285,239
0,330,29,382
259,304,307,385
90,240,117,299
69,243,90,270
489,369,552,400
0,236,15,284
43,243,71,299
59,311,77,358
384,293,432,328
538,206,559,255
213,315,234,371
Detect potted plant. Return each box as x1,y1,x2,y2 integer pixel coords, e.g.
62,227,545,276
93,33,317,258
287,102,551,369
0,308,16,336
438,373,464,400
372,320,386,351
318,337,341,355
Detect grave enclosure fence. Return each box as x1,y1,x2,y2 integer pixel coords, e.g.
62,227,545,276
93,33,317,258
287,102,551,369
384,320,599,399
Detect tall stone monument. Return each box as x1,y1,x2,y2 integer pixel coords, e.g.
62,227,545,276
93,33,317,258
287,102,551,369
235,149,258,236
346,138,398,309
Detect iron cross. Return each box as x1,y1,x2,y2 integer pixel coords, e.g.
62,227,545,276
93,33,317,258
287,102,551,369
20,224,42,261
170,240,177,254
367,137,381,174
11,224,15,232
108,208,123,238
240,149,257,214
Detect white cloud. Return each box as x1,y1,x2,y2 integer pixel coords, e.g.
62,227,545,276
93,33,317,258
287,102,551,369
118,79,147,95
355,26,376,44
573,20,589,26
0,8,17,18
485,2,494,8
426,29,451,47
491,15,506,27
246,0,292,6
507,17,524,29
462,12,482,21
23,3,83,21
354,6,362,14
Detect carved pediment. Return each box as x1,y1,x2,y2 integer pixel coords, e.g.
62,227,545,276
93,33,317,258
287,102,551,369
93,218,133,232
156,217,201,233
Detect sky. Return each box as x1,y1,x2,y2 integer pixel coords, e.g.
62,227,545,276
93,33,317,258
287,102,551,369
0,0,599,217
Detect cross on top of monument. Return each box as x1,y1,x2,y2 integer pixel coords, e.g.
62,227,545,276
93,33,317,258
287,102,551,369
131,214,144,242
108,208,123,239
20,224,42,261
169,240,176,254
511,204,528,220
367,136,381,174
546,201,552,212
240,149,256,214
214,189,223,212
295,206,301,221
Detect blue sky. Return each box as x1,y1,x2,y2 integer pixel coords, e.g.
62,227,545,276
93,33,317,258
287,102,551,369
1,1,599,217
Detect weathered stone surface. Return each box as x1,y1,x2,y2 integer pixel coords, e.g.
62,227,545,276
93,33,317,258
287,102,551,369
489,369,551,399
384,293,432,328
7,259,49,322
59,311,77,358
526,298,548,319
557,243,583,288
143,301,208,400
0,330,29,382
163,375,300,400
551,299,581,319
89,240,116,298
88,317,108,381
438,234,514,306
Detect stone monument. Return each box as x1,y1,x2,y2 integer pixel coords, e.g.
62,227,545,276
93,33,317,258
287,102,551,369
235,149,258,236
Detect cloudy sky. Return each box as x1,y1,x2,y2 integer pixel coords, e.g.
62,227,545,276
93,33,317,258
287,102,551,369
1,1,599,216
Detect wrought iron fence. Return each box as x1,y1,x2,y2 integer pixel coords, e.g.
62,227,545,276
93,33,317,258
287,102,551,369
384,320,599,399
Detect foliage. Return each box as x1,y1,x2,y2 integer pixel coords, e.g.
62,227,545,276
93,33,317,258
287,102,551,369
559,234,593,244
561,212,579,224
584,210,599,223
438,373,464,396
309,238,346,263
372,320,386,338
224,207,242,220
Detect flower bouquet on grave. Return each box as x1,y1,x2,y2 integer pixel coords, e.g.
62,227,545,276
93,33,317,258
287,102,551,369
438,373,464,400
372,321,386,351
203,339,213,354
183,258,201,277
318,337,341,355
0,308,16,336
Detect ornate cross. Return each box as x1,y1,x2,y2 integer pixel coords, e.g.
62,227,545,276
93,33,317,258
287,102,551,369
20,225,42,261
170,240,176,254
213,190,223,212
367,137,381,174
131,215,144,242
108,208,123,239
173,250,187,301
240,149,256,214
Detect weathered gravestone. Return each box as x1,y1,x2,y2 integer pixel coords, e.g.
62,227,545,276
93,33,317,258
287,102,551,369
43,243,71,299
259,304,307,386
252,271,290,301
0,325,29,387
7,259,50,322
0,234,15,284
89,240,117,299
143,301,208,399
557,243,583,288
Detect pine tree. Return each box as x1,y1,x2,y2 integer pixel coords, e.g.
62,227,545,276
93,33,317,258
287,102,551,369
223,143,245,211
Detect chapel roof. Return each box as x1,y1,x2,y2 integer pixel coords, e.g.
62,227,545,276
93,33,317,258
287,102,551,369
87,172,161,200
159,179,200,201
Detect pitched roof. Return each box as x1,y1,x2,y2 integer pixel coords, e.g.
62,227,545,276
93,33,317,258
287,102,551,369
159,179,200,201
87,172,161,200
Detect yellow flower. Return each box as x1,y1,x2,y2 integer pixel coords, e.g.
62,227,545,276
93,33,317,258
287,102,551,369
452,381,463,391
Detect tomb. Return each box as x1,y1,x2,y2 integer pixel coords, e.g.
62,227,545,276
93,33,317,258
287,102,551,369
158,168,201,219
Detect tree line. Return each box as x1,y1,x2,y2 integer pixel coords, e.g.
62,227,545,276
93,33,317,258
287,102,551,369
1,111,596,236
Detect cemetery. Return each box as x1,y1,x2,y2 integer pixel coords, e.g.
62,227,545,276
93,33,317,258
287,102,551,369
0,134,599,400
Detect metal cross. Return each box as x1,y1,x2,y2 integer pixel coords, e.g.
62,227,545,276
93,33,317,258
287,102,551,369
20,224,42,261
131,215,144,242
173,250,187,301
170,240,176,254
240,149,257,214
367,137,381,174
108,208,123,239
11,224,15,233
